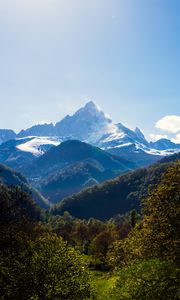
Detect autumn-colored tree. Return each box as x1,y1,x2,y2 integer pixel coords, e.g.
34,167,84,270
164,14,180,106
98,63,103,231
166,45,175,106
87,218,106,239
71,219,89,248
90,229,118,265
48,212,74,242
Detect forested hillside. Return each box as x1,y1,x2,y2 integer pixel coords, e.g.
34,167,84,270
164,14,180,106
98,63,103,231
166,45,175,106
1,159,179,299
51,153,180,219
24,140,136,203
0,163,49,208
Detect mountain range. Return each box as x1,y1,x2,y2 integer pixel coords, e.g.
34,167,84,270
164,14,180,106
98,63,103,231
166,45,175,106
51,152,180,220
26,140,136,203
1,101,180,159
0,101,180,207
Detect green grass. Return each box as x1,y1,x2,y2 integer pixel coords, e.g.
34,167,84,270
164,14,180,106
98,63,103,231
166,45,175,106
90,270,117,300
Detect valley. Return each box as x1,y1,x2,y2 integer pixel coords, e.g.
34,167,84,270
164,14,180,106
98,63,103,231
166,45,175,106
0,102,179,300
0,102,180,208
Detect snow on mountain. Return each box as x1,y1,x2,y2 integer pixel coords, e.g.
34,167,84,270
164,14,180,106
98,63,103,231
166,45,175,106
143,147,180,156
0,101,180,160
134,127,146,141
54,101,113,142
96,122,149,152
16,136,61,156
149,138,180,151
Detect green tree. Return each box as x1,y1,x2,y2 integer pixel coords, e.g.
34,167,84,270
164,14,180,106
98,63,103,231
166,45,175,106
0,235,94,300
107,240,126,268
123,161,180,263
71,219,89,250
90,229,118,266
0,186,94,300
109,259,179,300
130,209,137,228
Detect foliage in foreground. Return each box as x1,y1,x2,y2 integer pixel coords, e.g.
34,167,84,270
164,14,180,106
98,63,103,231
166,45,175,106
122,160,180,264
0,185,94,300
0,233,94,300
109,259,179,300
104,161,180,300
1,159,180,299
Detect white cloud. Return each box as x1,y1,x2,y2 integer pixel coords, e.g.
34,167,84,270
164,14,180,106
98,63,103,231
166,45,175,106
149,134,168,142
171,133,180,144
156,115,180,133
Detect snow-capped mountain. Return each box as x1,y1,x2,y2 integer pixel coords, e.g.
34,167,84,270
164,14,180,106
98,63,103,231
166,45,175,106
0,101,180,160
97,122,149,149
0,136,62,171
16,136,61,156
54,101,113,142
17,101,113,142
149,138,180,151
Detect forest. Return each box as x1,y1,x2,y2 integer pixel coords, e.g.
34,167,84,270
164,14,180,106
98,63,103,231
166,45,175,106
0,159,180,299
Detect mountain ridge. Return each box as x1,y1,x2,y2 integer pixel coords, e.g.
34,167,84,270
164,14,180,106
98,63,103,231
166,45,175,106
0,163,49,208
0,101,180,163
51,152,180,220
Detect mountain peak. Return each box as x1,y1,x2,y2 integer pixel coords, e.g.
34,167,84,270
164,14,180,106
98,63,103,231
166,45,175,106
84,101,101,111
134,127,145,140
54,101,113,142
76,101,104,117
73,101,111,123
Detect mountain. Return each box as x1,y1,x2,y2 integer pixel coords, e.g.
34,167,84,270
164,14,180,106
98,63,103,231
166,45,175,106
35,139,134,171
54,101,113,142
14,102,152,151
1,102,180,209
0,129,16,144
107,145,166,168
23,140,136,203
1,101,180,169
39,161,114,204
149,138,180,150
15,101,180,158
51,152,180,220
0,138,36,170
18,123,55,138
38,154,135,204
16,101,113,143
0,163,49,208
12,102,180,157
0,136,61,171
97,122,148,149
16,136,61,156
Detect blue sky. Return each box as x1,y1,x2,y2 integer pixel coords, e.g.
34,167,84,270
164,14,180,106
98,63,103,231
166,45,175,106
0,0,180,141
